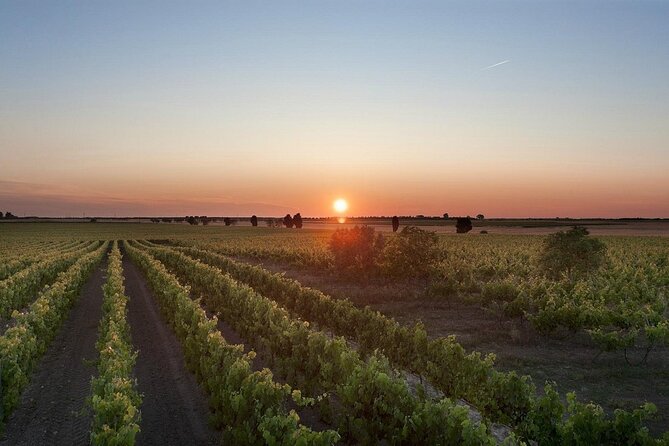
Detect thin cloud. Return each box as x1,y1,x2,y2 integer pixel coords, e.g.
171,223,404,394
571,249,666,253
482,59,510,70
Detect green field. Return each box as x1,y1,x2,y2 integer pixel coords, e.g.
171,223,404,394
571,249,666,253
1,222,668,444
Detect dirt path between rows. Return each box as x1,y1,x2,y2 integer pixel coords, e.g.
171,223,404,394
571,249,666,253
122,253,218,446
0,260,107,446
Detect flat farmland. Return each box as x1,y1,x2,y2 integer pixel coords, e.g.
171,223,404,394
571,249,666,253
0,222,667,445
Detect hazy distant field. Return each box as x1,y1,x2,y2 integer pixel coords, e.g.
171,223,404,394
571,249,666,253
4,218,669,237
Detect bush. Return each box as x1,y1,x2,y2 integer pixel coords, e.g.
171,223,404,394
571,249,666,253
481,281,520,304
538,226,607,279
329,226,385,277
455,217,472,233
293,213,303,229
380,226,439,278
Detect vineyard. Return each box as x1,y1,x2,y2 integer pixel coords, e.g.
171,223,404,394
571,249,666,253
0,223,667,445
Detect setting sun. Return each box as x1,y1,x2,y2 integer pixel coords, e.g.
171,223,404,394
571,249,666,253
333,198,348,214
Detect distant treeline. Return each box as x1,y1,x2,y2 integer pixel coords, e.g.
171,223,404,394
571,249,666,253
2,213,667,223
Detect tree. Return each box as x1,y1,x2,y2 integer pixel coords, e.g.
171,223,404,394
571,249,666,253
381,226,439,278
476,214,485,220
538,226,607,280
186,216,198,225
162,218,173,223
293,213,303,229
283,214,294,228
150,218,160,223
201,216,210,225
329,226,385,277
443,213,449,219
250,215,258,227
392,216,399,232
0,212,3,218
455,217,472,233
223,217,232,226
4,212,17,219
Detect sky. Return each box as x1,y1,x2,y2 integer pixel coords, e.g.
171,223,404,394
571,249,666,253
1,1,668,218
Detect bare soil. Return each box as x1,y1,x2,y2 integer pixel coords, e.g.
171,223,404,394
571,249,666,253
0,260,106,446
244,258,669,435
123,254,218,446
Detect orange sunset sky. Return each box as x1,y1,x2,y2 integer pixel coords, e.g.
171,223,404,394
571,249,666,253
2,2,668,218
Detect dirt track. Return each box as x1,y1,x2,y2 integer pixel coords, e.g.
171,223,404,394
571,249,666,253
0,260,106,446
123,252,218,446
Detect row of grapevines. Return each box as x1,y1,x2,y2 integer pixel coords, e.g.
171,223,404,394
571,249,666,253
0,239,70,258
0,242,100,318
0,240,85,280
0,242,108,423
133,241,502,445
160,242,669,445
179,234,333,269
89,241,141,445
478,254,668,360
0,240,103,319
124,242,340,445
151,243,527,421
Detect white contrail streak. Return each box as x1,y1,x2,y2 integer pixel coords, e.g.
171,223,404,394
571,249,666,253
482,59,510,70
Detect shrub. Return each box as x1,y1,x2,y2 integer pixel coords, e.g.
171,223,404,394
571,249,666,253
329,226,385,277
380,226,439,278
455,217,472,233
250,215,258,227
538,226,607,279
293,213,303,229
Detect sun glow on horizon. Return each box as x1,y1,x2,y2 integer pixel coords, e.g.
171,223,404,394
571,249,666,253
333,198,348,214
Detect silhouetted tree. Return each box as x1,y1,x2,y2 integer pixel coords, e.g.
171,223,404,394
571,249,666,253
0,212,3,218
162,218,173,223
201,216,210,225
250,215,258,227
4,212,17,219
455,217,473,233
224,217,232,226
293,213,303,229
443,213,449,219
391,216,399,232
186,216,198,225
89,218,97,223
283,214,294,228
476,214,485,220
